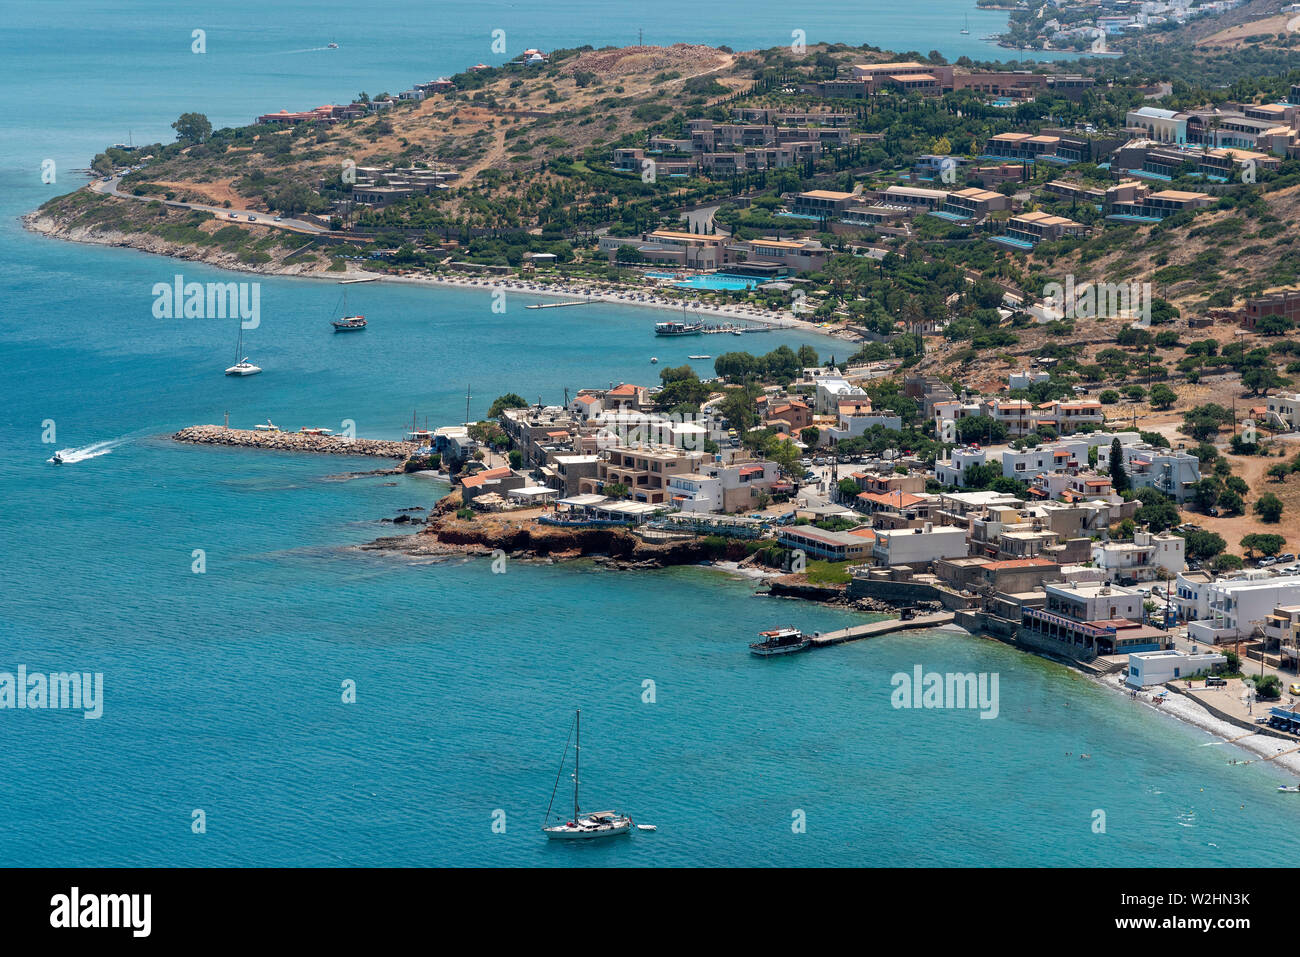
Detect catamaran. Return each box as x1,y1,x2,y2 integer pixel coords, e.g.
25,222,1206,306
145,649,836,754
542,710,634,841
224,323,261,376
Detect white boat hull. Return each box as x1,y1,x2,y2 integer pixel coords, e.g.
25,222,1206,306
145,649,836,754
749,640,811,657
225,364,262,376
543,817,633,840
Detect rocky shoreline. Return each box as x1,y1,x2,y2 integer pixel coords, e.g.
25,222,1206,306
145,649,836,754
173,425,417,459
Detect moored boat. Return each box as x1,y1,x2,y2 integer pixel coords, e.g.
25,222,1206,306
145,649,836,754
542,709,635,841
654,320,704,336
749,626,811,657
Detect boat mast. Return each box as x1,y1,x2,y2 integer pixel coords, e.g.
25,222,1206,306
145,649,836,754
573,709,581,821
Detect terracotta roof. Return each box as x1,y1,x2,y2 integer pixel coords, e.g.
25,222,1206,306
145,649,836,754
461,466,513,489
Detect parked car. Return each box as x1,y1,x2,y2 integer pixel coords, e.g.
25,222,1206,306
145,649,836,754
1290,683,1300,696
247,215,257,221
1261,557,1278,567
1280,554,1296,563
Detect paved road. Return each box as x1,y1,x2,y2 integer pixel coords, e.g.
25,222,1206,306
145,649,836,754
89,175,327,235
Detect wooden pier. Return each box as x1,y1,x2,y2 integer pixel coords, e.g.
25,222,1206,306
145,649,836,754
525,299,596,310
809,612,956,648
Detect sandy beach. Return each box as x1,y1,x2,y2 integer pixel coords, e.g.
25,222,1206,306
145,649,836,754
378,270,862,341
1100,672,1300,777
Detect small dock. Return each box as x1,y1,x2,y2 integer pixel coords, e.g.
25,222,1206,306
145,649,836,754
525,299,595,309
810,612,955,647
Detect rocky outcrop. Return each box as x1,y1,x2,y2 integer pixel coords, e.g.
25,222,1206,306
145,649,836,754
173,425,416,459
361,510,755,566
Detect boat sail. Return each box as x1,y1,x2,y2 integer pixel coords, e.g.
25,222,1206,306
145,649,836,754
542,709,634,840
224,322,261,376
332,288,367,332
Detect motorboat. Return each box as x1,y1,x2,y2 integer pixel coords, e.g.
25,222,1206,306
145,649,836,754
749,626,811,657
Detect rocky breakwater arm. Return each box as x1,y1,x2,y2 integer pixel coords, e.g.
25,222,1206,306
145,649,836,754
173,425,417,459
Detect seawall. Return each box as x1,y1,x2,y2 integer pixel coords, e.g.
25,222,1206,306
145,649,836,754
173,425,417,458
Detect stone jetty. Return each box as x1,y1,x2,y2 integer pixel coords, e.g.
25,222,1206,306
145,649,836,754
173,425,417,458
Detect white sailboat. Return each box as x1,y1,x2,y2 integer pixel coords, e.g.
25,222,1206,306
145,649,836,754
224,322,261,376
542,709,634,841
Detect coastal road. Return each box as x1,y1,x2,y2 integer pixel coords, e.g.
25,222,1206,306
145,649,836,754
88,175,327,235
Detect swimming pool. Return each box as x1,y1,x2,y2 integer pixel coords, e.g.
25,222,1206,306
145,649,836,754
928,209,971,223
990,235,1036,251
646,272,762,290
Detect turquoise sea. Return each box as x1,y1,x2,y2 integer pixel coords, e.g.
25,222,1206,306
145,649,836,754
2,2,1296,867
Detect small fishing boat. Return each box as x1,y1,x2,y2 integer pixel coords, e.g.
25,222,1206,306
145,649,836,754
50,451,64,465
650,356,658,364
688,354,711,360
542,710,635,841
1278,785,1300,793
749,626,811,657
327,41,339,49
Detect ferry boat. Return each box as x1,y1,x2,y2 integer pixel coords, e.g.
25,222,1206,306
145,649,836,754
654,319,704,336
542,710,635,841
749,626,811,657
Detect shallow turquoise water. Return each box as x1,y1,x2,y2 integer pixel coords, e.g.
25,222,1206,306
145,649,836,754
2,2,1296,868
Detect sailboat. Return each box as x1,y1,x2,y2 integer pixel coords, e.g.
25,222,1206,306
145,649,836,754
961,15,970,34
542,709,634,840
224,322,261,376
331,288,367,332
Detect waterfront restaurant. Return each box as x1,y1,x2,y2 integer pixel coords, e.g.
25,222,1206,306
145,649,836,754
776,525,874,562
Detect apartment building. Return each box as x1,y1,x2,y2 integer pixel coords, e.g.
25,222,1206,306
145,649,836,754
1104,182,1213,219
1004,211,1090,245
665,460,780,513
942,186,1011,220
1188,575,1300,644
1091,530,1186,584
790,189,859,219
871,524,970,567
1120,444,1201,502
1001,440,1089,480
579,445,707,505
